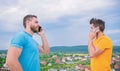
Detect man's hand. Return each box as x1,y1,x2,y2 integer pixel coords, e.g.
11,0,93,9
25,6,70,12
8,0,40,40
88,32,102,58
37,29,45,36
37,29,50,54
89,32,96,41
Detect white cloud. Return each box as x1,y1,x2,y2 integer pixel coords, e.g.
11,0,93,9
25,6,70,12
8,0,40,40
0,0,119,50
105,29,120,35
0,0,115,32
18,0,115,21
0,0,116,29
42,17,90,46
0,0,116,22
113,40,120,46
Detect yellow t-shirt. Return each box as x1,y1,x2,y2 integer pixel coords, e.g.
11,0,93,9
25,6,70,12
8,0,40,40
91,35,112,71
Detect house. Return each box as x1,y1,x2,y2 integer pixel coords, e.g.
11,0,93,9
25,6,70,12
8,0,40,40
48,63,52,66
74,57,82,60
59,68,67,71
85,66,91,71
52,55,58,59
40,60,46,65
62,58,66,63
48,68,57,71
75,64,84,70
114,63,120,71
55,59,61,64
81,58,87,61
66,57,73,61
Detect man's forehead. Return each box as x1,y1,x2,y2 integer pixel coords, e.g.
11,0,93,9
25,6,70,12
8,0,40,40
32,17,37,20
90,24,94,27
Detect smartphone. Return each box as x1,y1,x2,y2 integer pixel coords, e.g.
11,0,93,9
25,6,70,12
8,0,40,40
94,27,99,33
38,26,42,32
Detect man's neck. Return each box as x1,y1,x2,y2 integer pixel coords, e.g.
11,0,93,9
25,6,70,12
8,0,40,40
24,28,34,36
97,31,104,38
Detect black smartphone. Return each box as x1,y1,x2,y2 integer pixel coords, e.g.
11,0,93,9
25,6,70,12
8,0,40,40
38,26,42,32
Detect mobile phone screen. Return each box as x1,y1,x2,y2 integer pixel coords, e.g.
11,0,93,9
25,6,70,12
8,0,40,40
94,27,99,33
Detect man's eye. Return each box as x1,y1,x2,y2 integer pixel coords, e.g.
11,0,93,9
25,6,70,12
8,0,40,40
35,21,38,23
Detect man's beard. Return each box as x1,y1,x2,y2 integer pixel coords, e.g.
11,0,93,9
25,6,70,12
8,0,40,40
30,25,38,33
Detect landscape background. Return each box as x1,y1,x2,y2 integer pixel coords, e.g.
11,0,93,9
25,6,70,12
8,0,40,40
0,45,120,71
0,0,120,71
0,0,120,50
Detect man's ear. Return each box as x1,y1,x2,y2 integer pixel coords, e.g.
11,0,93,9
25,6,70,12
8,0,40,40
26,20,31,27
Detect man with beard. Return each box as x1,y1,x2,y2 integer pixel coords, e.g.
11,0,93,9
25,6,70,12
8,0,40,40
5,14,50,71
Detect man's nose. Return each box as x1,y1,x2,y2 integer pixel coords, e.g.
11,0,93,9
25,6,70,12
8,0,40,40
37,23,39,26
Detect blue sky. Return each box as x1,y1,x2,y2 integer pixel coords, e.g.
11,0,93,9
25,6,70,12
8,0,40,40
0,0,120,50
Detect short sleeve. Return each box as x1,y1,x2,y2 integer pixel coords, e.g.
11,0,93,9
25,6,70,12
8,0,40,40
96,39,108,51
10,33,26,49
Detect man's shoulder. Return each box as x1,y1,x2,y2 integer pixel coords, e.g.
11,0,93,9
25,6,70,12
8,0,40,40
97,35,112,44
12,31,26,40
16,31,25,36
102,35,112,45
102,35,111,41
10,31,27,49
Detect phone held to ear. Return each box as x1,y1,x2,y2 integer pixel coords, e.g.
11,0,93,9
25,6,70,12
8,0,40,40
94,27,99,33
38,26,42,32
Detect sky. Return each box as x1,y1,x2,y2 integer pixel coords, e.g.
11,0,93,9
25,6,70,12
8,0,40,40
0,0,120,50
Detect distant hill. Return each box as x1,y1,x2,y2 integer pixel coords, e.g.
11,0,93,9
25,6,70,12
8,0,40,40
0,50,7,54
50,45,120,53
0,45,120,54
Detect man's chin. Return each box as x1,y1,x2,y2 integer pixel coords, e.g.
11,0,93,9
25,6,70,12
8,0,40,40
31,30,38,33
31,27,38,33
34,31,38,33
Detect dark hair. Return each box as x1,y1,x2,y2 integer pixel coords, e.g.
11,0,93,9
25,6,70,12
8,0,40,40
90,18,105,32
23,14,37,28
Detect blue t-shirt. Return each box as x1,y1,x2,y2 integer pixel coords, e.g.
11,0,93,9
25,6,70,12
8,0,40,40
10,31,40,71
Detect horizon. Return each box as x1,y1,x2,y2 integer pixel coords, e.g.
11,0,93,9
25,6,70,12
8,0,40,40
0,45,120,50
